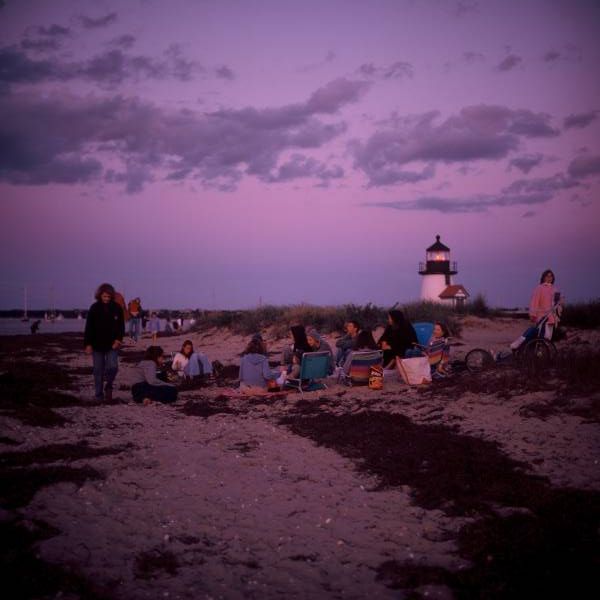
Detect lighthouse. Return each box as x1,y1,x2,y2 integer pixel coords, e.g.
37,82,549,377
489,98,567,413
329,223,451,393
419,235,469,308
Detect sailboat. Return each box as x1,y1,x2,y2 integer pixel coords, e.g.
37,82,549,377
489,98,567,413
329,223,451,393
46,285,57,322
20,286,29,322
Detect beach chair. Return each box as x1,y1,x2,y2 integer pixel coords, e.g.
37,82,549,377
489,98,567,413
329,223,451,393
284,351,330,397
338,350,383,386
412,322,434,346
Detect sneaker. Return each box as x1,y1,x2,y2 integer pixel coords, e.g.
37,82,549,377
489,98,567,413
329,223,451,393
104,388,113,402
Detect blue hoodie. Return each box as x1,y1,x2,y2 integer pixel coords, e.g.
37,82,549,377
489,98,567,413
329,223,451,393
239,353,280,389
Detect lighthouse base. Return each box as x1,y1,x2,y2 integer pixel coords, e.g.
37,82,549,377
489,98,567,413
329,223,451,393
420,274,450,303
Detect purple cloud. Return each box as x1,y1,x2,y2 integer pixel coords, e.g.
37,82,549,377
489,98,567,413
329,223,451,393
508,153,544,174
542,45,582,64
35,24,70,37
563,111,598,129
568,155,600,179
0,45,203,87
463,51,485,63
215,65,235,80
0,78,364,191
357,61,414,80
496,54,522,72
80,13,118,29
110,34,136,50
353,104,558,186
367,191,553,214
266,154,344,185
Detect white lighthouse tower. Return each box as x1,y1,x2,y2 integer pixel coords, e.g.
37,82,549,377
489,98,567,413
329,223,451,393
419,235,469,307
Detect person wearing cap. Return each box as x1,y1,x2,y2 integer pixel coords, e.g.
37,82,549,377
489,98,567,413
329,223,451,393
306,330,335,375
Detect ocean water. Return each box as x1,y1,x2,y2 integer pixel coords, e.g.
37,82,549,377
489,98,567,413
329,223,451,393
0,318,86,336
0,318,195,337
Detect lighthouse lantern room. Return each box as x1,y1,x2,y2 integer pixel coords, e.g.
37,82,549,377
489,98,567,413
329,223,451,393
419,235,469,307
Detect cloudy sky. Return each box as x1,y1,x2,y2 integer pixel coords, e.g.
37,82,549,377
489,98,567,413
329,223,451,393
1,0,599,310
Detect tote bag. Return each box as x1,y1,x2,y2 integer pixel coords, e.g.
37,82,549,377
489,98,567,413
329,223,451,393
396,356,432,385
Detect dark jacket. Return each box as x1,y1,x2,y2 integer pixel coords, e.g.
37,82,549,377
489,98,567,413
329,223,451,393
84,300,125,351
378,322,418,358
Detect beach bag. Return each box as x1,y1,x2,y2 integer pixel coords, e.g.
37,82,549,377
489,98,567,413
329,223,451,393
368,365,383,390
396,356,432,385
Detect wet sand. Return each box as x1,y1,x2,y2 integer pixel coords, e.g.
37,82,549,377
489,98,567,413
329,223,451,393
1,320,599,599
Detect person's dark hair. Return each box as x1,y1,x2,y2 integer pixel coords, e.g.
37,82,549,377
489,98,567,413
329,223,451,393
388,309,406,328
181,339,194,356
434,321,449,338
353,329,377,350
144,345,164,363
540,269,555,284
94,283,115,301
243,337,267,356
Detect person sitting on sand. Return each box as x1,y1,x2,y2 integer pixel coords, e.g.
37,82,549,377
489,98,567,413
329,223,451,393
131,346,177,405
172,339,213,380
239,334,286,394
403,321,450,379
341,329,378,376
377,309,418,368
306,330,335,375
30,319,41,334
335,320,361,366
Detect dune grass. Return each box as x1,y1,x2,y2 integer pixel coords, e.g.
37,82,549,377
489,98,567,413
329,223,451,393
189,301,463,338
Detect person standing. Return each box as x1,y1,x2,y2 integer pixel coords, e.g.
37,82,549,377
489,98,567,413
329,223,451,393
127,297,143,343
529,269,562,340
84,283,125,401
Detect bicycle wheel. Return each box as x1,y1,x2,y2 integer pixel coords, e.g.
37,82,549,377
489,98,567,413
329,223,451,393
465,348,494,372
522,338,555,371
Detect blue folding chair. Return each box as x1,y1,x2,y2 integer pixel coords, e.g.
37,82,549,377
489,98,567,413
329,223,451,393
284,351,330,397
412,322,434,346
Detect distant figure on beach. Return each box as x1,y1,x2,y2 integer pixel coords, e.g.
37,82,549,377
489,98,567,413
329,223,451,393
172,339,213,380
335,320,361,366
239,334,286,394
377,309,418,368
528,269,563,340
306,330,335,375
148,312,160,344
30,319,41,334
127,297,143,343
131,346,177,405
84,283,125,402
114,290,129,324
341,329,378,376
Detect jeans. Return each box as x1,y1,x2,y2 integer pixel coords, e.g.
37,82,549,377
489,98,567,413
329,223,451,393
92,349,119,399
129,316,141,341
183,352,212,378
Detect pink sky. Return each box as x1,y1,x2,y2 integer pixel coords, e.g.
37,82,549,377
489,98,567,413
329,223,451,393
1,0,599,310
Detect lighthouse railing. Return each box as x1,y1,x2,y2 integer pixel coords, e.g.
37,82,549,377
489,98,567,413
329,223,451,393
419,261,457,274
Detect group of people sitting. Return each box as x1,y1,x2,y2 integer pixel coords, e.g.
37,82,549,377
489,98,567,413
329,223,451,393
236,309,450,395
85,283,449,407
132,308,450,403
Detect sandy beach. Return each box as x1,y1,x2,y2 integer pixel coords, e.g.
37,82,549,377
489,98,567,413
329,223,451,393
1,318,599,599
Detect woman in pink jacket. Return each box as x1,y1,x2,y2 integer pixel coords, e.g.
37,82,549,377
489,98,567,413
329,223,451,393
529,269,562,340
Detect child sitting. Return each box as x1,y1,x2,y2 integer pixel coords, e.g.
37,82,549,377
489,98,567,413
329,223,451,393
131,346,177,404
